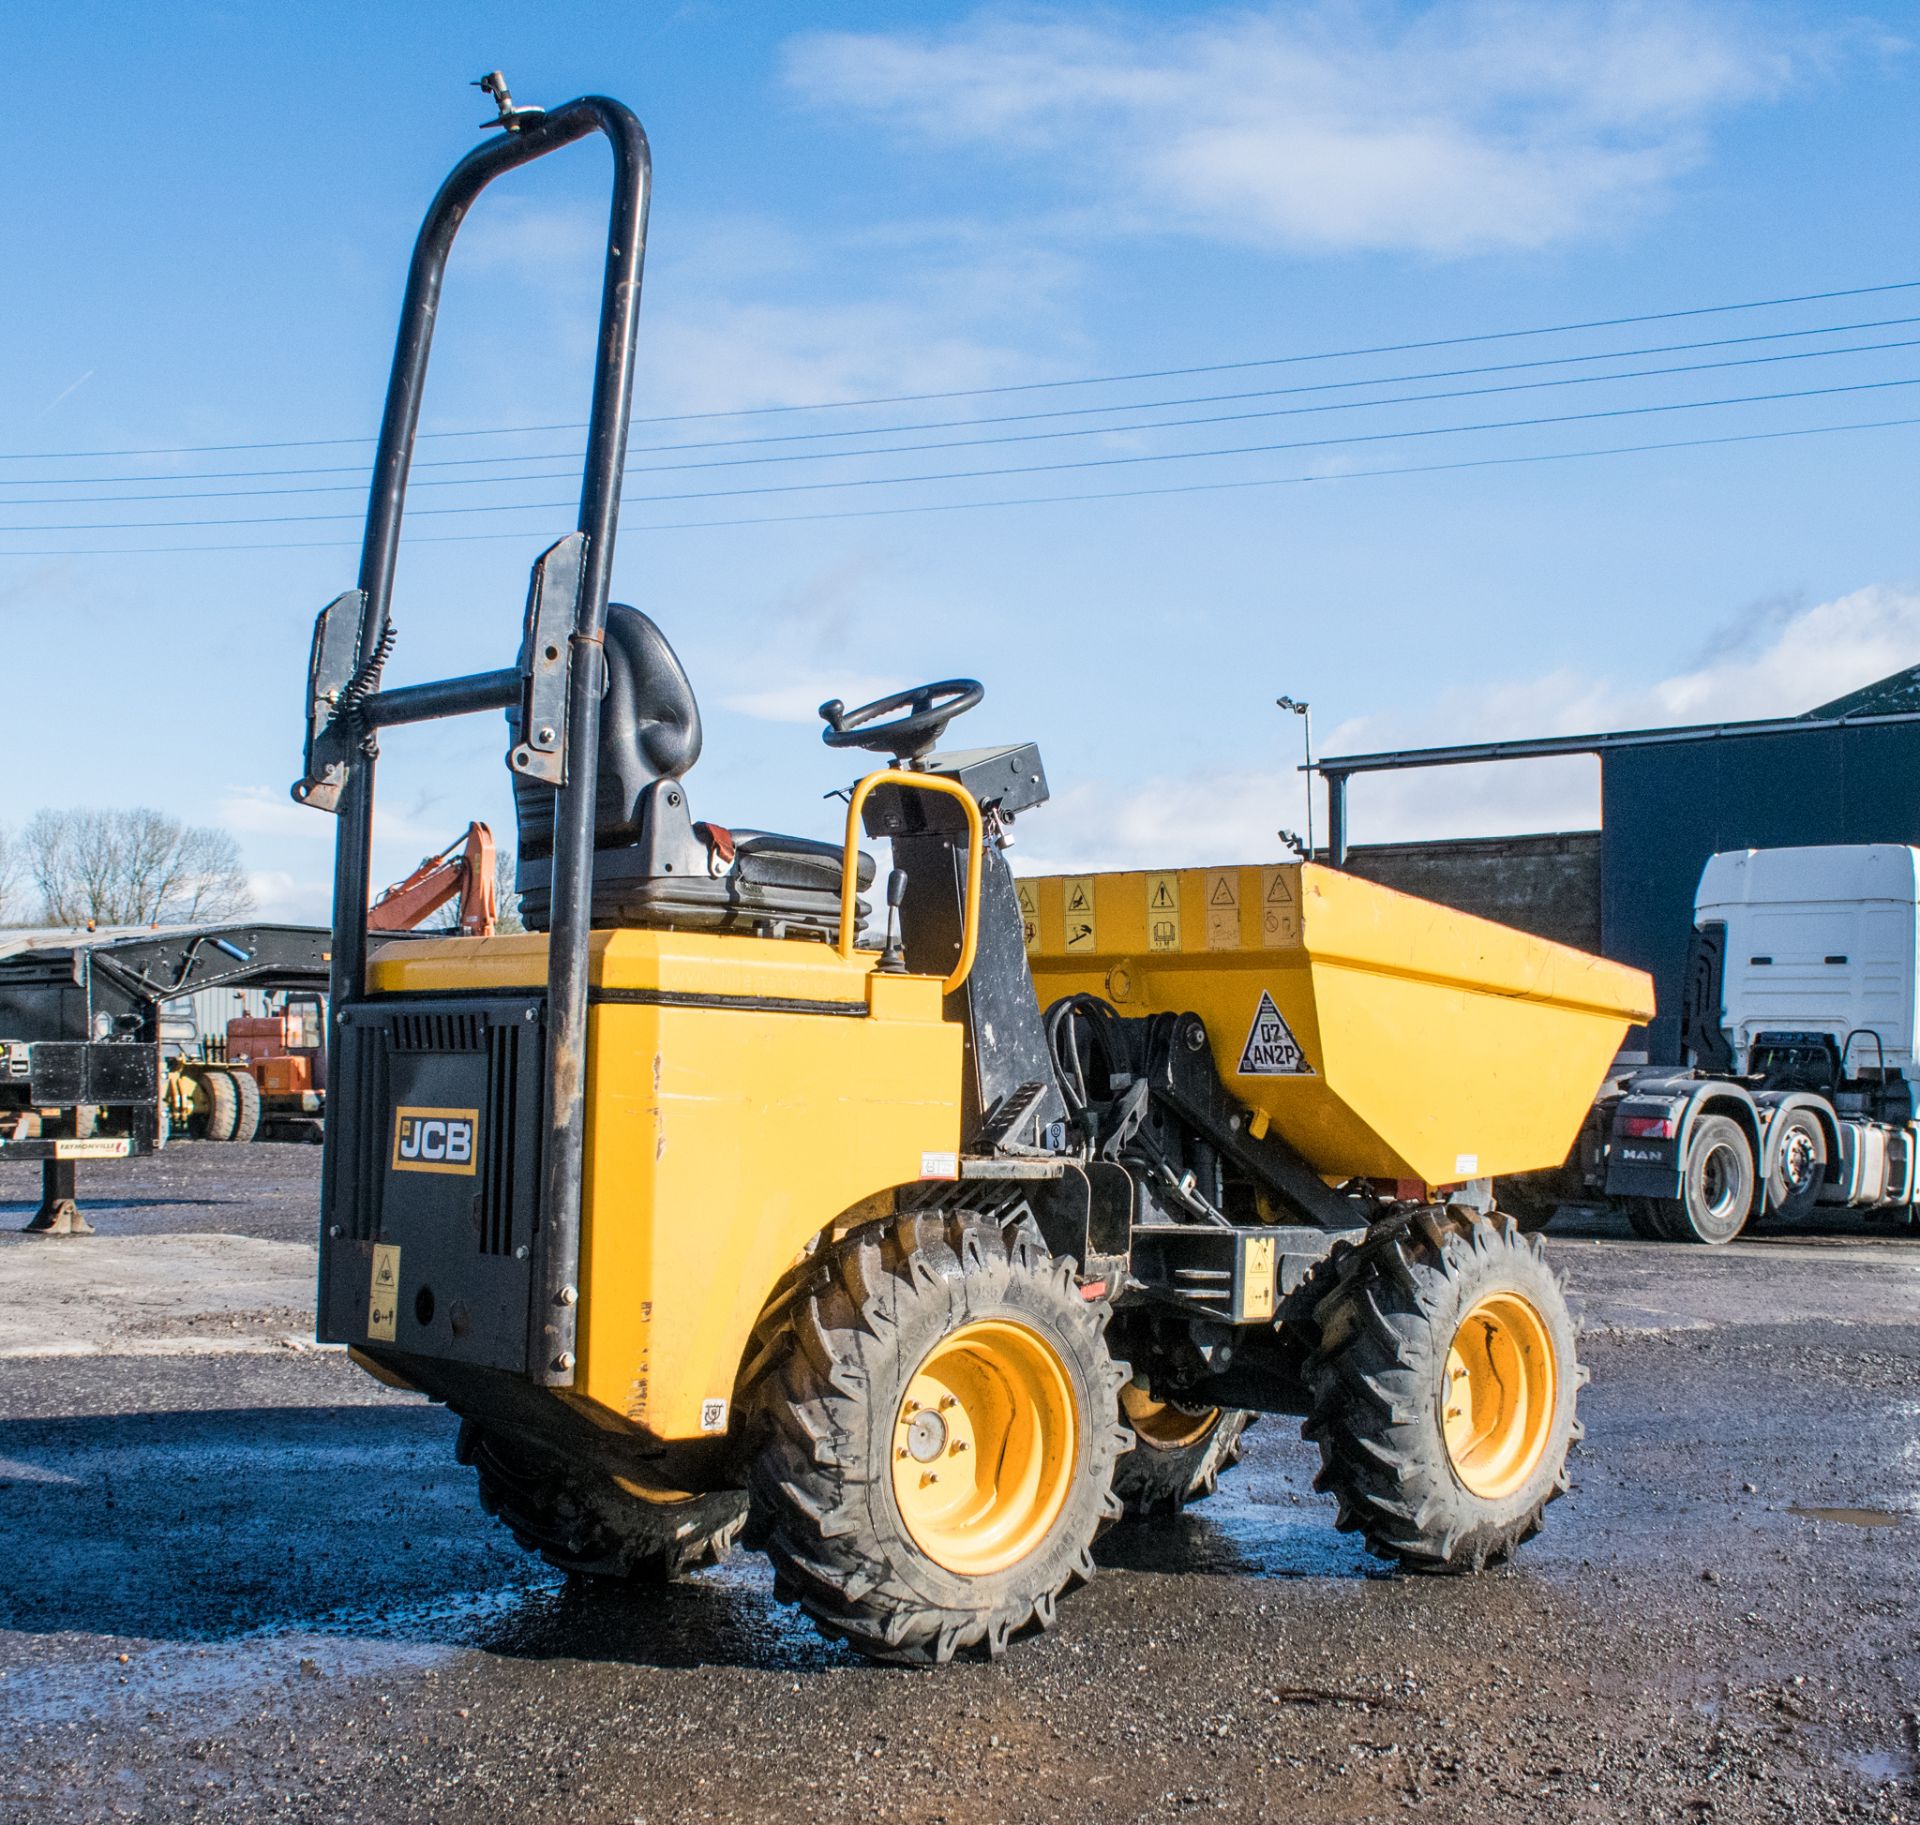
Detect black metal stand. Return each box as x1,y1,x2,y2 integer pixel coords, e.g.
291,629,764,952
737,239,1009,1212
22,1159,92,1235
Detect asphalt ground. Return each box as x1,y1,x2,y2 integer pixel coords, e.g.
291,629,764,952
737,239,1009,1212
1,1143,1917,1823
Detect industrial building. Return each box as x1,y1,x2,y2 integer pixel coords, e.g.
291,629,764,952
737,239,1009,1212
1323,663,1920,1061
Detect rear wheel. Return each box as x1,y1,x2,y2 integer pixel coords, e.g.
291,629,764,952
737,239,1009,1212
458,1423,746,1582
189,1068,238,1142
1303,1208,1584,1573
1765,1110,1826,1224
1641,1113,1754,1244
229,1069,262,1144
1111,1385,1253,1517
746,1205,1126,1663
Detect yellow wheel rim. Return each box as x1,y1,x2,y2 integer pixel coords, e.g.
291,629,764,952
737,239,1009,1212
891,1319,1078,1577
1119,1381,1219,1451
1442,1292,1558,1501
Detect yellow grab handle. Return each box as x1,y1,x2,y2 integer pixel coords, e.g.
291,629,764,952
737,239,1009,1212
839,769,985,997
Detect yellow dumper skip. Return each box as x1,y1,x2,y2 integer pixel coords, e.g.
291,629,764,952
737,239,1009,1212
1022,861,1654,1189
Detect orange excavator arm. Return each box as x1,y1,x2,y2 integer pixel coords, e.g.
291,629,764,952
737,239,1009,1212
368,821,498,937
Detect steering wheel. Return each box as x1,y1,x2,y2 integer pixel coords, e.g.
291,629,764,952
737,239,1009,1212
818,679,984,762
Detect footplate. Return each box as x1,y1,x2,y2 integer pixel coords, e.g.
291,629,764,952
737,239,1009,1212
319,994,546,1372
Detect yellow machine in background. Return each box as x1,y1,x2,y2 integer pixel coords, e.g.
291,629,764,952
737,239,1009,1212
301,82,1655,1666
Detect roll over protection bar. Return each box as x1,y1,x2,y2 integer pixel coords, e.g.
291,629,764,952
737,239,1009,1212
300,92,651,1387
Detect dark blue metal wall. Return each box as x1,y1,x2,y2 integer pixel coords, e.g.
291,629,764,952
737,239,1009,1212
1600,722,1920,1059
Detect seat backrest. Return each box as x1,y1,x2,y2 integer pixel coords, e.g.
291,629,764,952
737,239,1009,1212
509,604,702,861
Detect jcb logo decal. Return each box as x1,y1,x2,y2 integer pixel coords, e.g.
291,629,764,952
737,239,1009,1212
391,1106,479,1175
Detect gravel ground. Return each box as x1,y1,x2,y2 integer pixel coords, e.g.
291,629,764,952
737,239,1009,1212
0,1146,1916,1823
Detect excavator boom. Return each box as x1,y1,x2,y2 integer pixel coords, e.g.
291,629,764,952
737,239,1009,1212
368,821,498,936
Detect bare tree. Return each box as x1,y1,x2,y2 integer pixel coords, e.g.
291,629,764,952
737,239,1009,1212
494,845,525,935
25,808,255,927
0,824,22,925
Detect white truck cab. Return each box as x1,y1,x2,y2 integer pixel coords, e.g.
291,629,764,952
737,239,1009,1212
1696,844,1920,1084
1590,844,1920,1243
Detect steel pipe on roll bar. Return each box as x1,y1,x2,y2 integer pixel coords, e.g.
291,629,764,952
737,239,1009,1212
360,669,521,728
322,96,651,1389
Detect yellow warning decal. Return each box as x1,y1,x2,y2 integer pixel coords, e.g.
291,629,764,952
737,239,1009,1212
1146,872,1181,951
1016,878,1039,951
1205,869,1240,950
1261,866,1301,948
1063,876,1098,952
1242,1233,1277,1323
368,1243,400,1342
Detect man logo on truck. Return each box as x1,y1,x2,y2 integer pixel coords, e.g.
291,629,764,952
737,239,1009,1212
391,1106,479,1175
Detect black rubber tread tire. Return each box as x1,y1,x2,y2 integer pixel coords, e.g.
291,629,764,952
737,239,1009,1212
1657,1113,1755,1245
1765,1110,1826,1225
229,1069,262,1145
1302,1207,1585,1575
457,1422,746,1582
1623,1197,1671,1241
194,1068,238,1143
1111,1405,1255,1517
744,1203,1128,1665
1495,1176,1559,1234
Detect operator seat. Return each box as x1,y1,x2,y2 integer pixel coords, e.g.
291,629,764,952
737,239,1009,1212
509,604,872,935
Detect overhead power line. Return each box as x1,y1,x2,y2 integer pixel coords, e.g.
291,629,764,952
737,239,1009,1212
3,277,1917,463
2,413,1914,557
5,373,1918,535
8,317,1920,503
8,311,1920,490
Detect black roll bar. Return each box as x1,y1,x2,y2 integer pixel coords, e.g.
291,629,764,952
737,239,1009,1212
316,94,651,1388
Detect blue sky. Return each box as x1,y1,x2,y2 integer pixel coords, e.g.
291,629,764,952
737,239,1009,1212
3,1,1917,919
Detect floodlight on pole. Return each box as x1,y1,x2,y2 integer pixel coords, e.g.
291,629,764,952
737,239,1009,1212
1276,696,1314,859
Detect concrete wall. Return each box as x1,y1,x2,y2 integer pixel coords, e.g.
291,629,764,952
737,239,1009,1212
1341,831,1603,953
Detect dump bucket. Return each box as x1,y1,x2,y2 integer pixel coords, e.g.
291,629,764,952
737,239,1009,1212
1020,861,1654,1189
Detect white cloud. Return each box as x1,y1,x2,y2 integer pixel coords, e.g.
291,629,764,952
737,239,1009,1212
786,3,1832,255
1018,581,1920,869
723,673,905,725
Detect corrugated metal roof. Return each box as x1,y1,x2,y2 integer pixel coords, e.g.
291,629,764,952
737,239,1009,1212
1806,664,1920,720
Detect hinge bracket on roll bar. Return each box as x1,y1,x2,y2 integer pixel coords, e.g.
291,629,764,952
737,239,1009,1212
291,589,368,814
508,533,587,786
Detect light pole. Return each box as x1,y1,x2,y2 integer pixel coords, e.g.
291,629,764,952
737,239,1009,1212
1276,696,1313,860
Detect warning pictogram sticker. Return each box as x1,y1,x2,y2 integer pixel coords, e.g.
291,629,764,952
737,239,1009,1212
1063,877,1097,951
1146,872,1180,950
1016,879,1039,950
1205,869,1240,949
1261,867,1300,947
1237,991,1313,1076
368,1243,401,1342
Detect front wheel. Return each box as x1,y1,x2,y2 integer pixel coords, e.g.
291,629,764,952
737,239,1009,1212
746,1206,1127,1664
1303,1208,1584,1574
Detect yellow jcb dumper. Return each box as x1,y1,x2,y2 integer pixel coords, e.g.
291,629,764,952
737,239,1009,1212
298,82,1654,1664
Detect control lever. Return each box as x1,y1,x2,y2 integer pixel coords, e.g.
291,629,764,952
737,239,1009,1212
877,869,910,973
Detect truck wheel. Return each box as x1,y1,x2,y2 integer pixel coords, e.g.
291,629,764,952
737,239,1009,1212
1303,1208,1584,1574
1623,1198,1670,1240
1765,1111,1826,1224
1111,1387,1253,1517
190,1068,238,1142
746,1206,1127,1664
457,1423,746,1582
229,1070,262,1144
1495,1176,1558,1234
1645,1113,1754,1244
